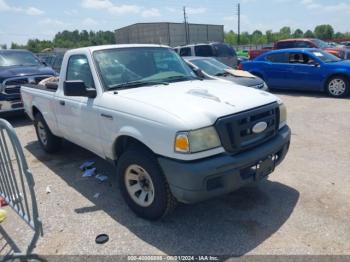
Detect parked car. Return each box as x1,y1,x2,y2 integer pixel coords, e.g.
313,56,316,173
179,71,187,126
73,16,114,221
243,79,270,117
241,48,350,97
344,49,350,60
248,38,346,60
237,49,249,58
174,42,238,67
0,49,56,115
37,52,64,74
340,41,350,47
184,56,268,90
21,44,290,220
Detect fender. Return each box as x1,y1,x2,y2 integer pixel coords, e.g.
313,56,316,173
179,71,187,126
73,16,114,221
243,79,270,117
323,69,350,89
108,126,153,160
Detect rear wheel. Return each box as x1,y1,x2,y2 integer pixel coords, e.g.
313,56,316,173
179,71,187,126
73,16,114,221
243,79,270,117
117,148,177,220
34,113,62,153
326,76,349,98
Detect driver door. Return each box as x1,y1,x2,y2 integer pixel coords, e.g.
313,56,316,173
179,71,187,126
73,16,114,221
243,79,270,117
287,52,323,90
55,54,103,156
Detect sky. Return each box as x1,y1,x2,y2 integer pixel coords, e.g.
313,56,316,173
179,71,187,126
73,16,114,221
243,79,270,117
0,0,349,46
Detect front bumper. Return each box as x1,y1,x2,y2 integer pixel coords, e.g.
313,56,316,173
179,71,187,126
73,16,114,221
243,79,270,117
158,125,291,204
0,92,24,115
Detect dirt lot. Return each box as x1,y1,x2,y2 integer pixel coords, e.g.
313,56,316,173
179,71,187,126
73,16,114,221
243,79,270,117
1,90,350,257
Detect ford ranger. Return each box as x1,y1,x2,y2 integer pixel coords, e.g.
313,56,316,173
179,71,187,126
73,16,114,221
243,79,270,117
21,44,291,220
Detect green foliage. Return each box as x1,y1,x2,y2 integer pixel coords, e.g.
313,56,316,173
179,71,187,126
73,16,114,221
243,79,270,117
10,30,116,52
314,24,334,40
304,30,315,38
293,29,304,38
225,25,349,46
279,26,291,39
224,30,237,45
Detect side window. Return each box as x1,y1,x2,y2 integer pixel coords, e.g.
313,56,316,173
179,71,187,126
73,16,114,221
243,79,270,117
194,45,214,57
295,41,313,48
180,47,191,56
276,41,295,49
289,53,316,65
66,55,95,89
266,53,289,63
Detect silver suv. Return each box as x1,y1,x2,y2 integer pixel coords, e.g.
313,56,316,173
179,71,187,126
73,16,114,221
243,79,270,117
174,42,238,68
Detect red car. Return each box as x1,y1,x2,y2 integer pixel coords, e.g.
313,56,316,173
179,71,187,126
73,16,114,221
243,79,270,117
249,38,345,60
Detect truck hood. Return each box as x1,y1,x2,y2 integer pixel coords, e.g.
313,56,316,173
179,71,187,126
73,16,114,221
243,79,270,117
112,80,279,129
0,65,55,82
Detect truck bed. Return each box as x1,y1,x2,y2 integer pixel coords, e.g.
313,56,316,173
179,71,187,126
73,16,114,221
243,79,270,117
22,83,58,92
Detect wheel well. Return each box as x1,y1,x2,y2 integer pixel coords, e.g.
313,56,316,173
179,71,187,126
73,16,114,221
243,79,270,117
32,106,40,117
324,74,350,90
114,136,152,158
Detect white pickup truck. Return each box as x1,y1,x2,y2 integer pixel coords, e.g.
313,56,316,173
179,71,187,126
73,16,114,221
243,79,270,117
21,44,291,220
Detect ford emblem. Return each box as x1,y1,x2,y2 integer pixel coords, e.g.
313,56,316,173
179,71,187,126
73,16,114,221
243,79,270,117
252,122,268,134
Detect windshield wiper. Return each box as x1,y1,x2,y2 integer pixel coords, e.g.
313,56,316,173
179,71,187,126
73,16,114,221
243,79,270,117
108,80,169,90
215,72,229,77
164,75,196,82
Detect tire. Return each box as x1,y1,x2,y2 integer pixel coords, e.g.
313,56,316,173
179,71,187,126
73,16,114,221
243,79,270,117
117,148,177,220
326,76,350,98
34,113,62,153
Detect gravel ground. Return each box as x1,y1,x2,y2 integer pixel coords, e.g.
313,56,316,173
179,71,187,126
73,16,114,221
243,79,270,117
1,90,350,257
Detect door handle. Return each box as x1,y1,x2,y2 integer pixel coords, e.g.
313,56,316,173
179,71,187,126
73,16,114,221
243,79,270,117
101,113,113,120
59,100,65,106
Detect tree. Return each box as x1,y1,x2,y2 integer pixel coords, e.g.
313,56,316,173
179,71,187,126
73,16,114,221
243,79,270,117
279,26,291,39
240,32,251,45
266,30,274,43
314,24,334,40
224,31,237,45
293,29,304,38
334,32,345,39
11,42,26,49
304,30,315,38
0,44,7,49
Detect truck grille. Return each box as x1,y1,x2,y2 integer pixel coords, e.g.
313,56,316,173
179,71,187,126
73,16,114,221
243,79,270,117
215,103,279,154
2,75,52,95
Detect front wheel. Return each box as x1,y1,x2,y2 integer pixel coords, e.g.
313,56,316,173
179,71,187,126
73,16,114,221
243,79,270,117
117,148,177,220
326,76,349,98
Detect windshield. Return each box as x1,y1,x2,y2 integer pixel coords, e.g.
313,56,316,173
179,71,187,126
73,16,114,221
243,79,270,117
312,39,330,49
190,58,231,76
93,47,197,90
0,51,41,67
311,50,341,63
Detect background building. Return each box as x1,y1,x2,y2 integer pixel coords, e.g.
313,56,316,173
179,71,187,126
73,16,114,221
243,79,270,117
115,22,224,47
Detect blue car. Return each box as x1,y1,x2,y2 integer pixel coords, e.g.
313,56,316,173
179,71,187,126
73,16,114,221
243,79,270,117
241,48,350,97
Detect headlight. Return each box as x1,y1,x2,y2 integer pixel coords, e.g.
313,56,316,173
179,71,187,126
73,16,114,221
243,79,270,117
279,103,287,129
175,126,221,153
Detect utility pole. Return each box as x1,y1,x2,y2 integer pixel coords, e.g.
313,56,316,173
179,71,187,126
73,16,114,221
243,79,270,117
183,6,189,44
237,3,241,45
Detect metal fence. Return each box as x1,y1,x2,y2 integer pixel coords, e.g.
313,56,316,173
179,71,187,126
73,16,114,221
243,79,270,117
0,118,42,257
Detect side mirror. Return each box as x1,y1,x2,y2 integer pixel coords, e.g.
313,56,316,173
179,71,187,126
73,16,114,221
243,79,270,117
63,80,96,98
193,68,205,79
